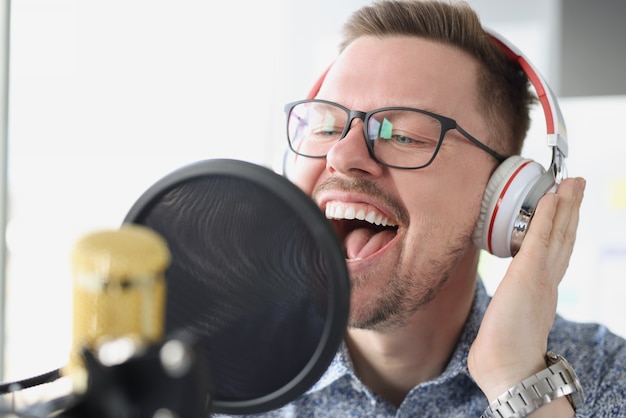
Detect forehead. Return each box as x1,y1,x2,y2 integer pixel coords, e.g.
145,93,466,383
317,36,481,118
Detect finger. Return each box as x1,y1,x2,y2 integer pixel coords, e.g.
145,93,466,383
542,177,586,274
511,191,557,273
508,177,585,285
551,177,585,252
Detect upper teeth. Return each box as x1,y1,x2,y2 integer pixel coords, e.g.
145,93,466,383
325,201,396,227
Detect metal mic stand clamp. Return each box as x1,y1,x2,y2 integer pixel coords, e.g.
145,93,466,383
60,330,212,418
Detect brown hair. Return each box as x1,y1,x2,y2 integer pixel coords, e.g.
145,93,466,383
339,0,536,155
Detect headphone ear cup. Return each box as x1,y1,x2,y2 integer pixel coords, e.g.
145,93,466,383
473,156,546,258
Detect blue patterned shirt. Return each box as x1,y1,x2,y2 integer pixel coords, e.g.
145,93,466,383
219,280,626,417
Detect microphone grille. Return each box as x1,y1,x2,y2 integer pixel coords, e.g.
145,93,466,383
71,224,170,280
67,225,171,385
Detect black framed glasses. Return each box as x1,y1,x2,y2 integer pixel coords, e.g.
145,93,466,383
285,99,506,170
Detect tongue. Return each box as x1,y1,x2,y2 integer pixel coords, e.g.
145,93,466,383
345,228,396,260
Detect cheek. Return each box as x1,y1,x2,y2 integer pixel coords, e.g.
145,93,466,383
449,175,490,227
286,157,326,195
402,164,490,233
430,150,494,212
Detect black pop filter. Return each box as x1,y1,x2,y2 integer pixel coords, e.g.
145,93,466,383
123,159,350,415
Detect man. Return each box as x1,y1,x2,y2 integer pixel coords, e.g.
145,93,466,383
240,1,626,416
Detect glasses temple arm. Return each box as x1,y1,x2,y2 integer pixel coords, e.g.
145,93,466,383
455,125,507,163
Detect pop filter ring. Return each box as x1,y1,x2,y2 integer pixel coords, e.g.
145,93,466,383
123,158,350,415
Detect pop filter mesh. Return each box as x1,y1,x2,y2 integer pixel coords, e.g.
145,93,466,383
124,159,349,414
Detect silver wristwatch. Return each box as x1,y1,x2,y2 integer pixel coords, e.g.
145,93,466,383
481,352,584,418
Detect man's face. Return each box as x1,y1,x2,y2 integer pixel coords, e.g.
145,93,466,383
289,36,498,330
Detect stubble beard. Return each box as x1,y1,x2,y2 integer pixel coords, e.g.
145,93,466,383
347,235,468,332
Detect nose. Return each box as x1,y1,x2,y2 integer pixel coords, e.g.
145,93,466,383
325,115,384,177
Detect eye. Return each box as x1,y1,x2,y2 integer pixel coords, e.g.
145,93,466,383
312,127,343,137
391,135,417,145
384,133,433,149
306,107,345,140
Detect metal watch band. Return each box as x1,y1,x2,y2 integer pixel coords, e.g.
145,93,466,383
481,352,584,418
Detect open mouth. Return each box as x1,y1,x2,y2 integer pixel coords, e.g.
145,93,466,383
325,201,399,260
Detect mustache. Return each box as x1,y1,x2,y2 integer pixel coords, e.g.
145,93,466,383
312,177,408,225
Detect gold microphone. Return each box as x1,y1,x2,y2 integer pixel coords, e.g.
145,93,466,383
65,224,170,391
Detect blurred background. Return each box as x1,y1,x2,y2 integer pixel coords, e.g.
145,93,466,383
1,0,625,406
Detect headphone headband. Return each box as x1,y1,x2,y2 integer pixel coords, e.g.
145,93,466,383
484,27,568,158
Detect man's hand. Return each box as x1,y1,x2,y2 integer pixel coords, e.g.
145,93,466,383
468,177,586,409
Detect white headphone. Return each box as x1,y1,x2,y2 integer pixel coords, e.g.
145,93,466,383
473,28,568,258
287,28,568,258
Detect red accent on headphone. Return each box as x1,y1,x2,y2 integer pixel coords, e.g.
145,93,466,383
487,160,533,254
307,65,333,99
488,36,555,135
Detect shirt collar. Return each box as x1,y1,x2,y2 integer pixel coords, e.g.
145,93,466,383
308,279,490,393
